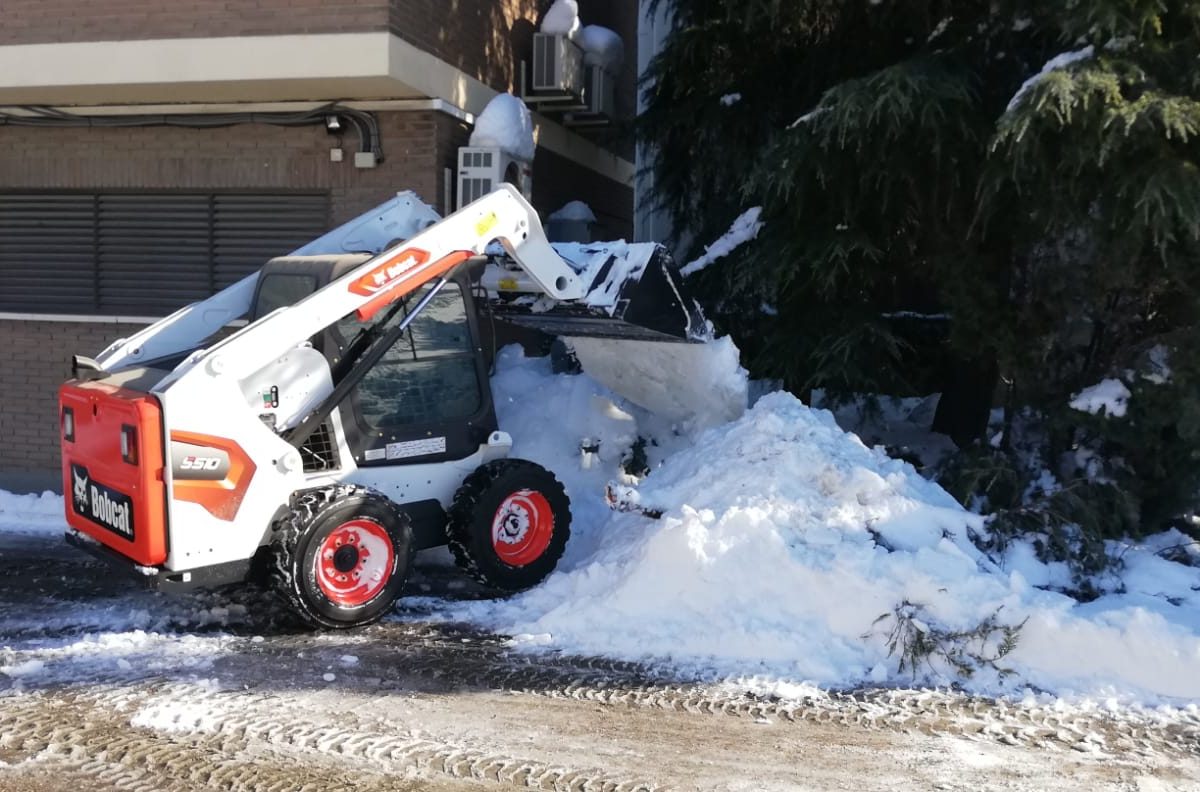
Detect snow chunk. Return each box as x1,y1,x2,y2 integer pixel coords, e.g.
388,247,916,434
1070,379,1131,418
469,93,536,161
1006,46,1094,112
680,207,764,277
720,93,742,107
548,200,597,223
579,25,624,73
568,335,748,431
541,0,580,39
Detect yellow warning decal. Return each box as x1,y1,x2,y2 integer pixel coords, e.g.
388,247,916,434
475,212,498,238
497,278,519,291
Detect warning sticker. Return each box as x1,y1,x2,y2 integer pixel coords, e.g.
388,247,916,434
385,437,447,460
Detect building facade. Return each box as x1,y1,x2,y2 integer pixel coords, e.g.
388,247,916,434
0,0,638,491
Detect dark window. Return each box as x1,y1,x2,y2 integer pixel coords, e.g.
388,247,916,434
337,283,483,430
253,273,318,320
0,192,329,315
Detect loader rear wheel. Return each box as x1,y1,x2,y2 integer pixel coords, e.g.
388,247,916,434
447,459,571,592
270,485,413,629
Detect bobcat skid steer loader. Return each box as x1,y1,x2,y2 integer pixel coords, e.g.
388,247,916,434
59,185,710,628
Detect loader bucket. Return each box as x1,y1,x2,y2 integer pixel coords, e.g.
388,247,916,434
484,242,748,429
484,243,706,343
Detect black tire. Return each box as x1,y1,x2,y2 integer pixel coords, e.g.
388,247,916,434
447,458,571,591
270,485,413,629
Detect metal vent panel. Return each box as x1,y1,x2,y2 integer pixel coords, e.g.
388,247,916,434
0,192,330,314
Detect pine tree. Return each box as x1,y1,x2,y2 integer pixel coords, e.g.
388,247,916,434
640,0,1200,552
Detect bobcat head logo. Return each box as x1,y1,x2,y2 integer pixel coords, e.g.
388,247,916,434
72,468,90,512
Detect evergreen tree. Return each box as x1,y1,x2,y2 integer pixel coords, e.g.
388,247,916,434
640,0,1200,557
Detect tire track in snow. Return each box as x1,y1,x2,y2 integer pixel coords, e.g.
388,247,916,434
0,683,666,792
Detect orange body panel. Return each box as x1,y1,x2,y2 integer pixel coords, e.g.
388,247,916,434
60,381,168,566
170,431,257,521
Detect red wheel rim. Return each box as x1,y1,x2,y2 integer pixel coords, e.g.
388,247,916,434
491,489,554,567
314,518,394,607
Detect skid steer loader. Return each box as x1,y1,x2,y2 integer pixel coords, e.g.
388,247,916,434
59,186,712,628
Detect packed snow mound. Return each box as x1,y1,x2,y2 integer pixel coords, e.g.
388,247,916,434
434,371,1200,702
549,200,597,223
0,489,65,536
541,0,580,40
578,25,625,73
469,93,536,161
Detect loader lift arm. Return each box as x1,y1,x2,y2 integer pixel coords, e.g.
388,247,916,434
162,185,586,394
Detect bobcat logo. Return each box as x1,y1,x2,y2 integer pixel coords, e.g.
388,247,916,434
72,468,90,513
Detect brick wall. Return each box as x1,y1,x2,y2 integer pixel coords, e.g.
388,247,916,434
0,111,444,225
0,319,141,491
0,0,391,46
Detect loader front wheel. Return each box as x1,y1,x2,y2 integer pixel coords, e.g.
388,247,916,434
270,485,413,629
447,459,571,592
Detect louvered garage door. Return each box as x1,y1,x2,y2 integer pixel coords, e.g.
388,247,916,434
0,192,330,315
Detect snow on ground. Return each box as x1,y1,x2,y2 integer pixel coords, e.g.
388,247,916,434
5,345,1199,708
1071,378,1132,418
468,93,535,161
416,346,1200,705
0,489,66,536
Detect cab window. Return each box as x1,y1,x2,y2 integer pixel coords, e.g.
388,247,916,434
336,283,482,430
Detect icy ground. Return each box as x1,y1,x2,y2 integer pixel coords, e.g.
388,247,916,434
2,347,1200,789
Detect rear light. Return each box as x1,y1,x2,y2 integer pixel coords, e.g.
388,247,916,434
120,424,138,465
62,407,75,442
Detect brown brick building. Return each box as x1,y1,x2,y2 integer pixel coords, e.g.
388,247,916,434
0,0,639,491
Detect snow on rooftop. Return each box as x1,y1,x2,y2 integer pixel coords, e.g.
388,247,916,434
1070,378,1131,418
469,93,536,161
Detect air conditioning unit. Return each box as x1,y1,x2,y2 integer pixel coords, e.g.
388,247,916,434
456,147,532,211
532,33,584,98
582,65,616,118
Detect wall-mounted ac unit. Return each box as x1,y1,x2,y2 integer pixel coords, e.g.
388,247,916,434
582,65,616,118
456,147,532,211
532,33,584,98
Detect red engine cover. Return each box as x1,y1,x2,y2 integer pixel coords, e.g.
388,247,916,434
60,381,168,566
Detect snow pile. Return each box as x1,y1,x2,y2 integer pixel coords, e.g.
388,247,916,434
681,207,764,276
0,489,65,536
541,0,580,39
469,93,536,161
578,25,625,73
548,200,597,223
1070,378,1131,417
1006,46,1095,112
427,352,1200,702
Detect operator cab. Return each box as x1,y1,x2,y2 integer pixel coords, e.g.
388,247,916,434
250,253,499,474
